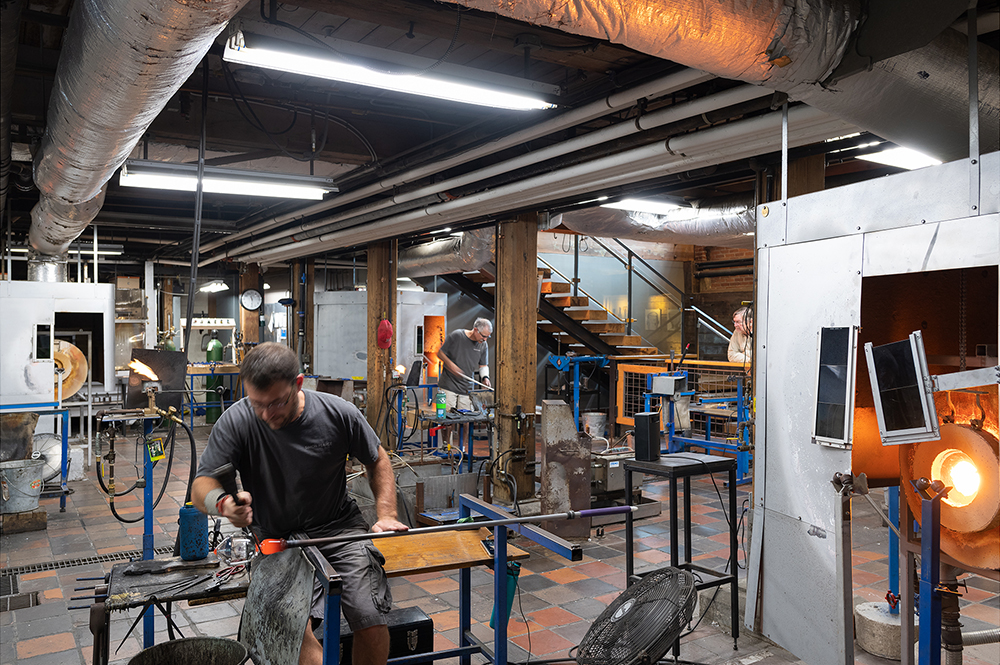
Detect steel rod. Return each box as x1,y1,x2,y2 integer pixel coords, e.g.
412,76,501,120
263,505,636,553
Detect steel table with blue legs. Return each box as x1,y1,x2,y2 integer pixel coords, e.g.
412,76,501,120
309,493,582,665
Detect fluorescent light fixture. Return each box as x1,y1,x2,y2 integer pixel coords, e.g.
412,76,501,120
224,31,555,111
119,160,337,200
602,198,685,215
858,147,942,170
199,281,230,293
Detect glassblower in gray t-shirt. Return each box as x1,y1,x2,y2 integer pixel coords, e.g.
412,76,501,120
192,342,406,665
436,318,492,411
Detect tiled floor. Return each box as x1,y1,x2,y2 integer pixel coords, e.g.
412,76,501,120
1,425,998,664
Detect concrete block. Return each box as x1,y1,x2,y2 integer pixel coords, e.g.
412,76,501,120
697,577,752,637
68,446,86,481
855,601,917,660
0,507,47,534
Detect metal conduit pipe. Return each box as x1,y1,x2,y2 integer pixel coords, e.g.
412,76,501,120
450,0,999,161
27,0,249,257
241,105,847,263
197,67,714,254
202,193,446,266
205,84,769,265
0,0,24,219
240,105,852,264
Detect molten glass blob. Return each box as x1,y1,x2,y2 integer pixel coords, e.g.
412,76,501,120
932,449,981,508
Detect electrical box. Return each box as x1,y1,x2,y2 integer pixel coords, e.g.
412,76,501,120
592,450,642,494
650,373,686,396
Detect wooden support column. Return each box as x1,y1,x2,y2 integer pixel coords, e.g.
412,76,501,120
366,240,397,446
777,153,826,199
495,213,538,502
239,264,261,349
291,260,316,372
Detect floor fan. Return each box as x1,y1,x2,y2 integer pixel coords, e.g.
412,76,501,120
576,566,697,665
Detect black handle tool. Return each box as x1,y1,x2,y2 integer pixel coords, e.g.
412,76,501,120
209,463,245,506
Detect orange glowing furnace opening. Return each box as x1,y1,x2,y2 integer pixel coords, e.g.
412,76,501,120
931,448,981,508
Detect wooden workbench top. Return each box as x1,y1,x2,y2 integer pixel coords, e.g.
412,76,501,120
376,528,528,577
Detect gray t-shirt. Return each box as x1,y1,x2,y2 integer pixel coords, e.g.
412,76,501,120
436,329,488,395
196,390,381,540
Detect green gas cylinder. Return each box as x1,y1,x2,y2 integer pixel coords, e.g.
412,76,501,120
205,332,224,424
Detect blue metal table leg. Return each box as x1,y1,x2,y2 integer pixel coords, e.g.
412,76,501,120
914,481,946,665
467,424,474,473
322,592,341,665
142,421,155,649
60,410,69,512
459,502,472,665
493,525,508,665
888,486,900,615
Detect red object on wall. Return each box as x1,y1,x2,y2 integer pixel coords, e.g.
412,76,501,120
376,319,394,349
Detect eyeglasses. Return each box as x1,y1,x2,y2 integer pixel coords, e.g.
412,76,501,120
248,389,295,413
475,329,491,341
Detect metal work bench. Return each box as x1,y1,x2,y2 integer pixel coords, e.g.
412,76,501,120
623,453,739,657
94,495,563,664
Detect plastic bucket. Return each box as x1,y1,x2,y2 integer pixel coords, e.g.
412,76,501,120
581,412,607,438
128,637,249,665
0,459,46,514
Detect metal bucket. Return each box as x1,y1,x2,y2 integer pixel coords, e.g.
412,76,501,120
581,412,608,439
128,637,249,665
0,459,46,514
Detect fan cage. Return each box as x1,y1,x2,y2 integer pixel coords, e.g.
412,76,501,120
576,566,697,665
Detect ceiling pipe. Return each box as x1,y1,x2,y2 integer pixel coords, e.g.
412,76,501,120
450,0,998,161
0,0,24,220
551,194,756,248
27,0,249,258
202,83,768,265
197,67,714,255
239,105,853,264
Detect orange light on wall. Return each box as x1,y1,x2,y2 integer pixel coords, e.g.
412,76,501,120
424,315,445,379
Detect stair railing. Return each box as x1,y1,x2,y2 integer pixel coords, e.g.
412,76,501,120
537,255,658,350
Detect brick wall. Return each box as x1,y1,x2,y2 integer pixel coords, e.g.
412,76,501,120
694,246,754,294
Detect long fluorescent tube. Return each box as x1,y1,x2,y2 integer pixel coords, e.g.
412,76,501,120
224,31,556,112
858,147,942,170
199,281,230,293
119,160,337,200
601,198,685,215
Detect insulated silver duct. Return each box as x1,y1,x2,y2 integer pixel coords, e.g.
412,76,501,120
0,0,24,217
453,0,998,161
26,250,68,282
398,228,494,278
28,0,249,257
552,195,755,248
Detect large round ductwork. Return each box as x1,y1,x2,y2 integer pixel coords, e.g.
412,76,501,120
552,195,755,248
28,0,249,257
451,0,999,162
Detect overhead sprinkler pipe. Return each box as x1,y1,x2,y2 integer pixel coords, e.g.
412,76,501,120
196,68,713,257
259,505,637,554
203,84,765,265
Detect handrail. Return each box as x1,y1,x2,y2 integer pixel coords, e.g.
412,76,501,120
537,256,658,349
689,305,732,341
585,236,738,345
588,237,683,308
612,238,685,297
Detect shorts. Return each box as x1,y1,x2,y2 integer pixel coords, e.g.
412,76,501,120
310,535,392,631
442,389,472,412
